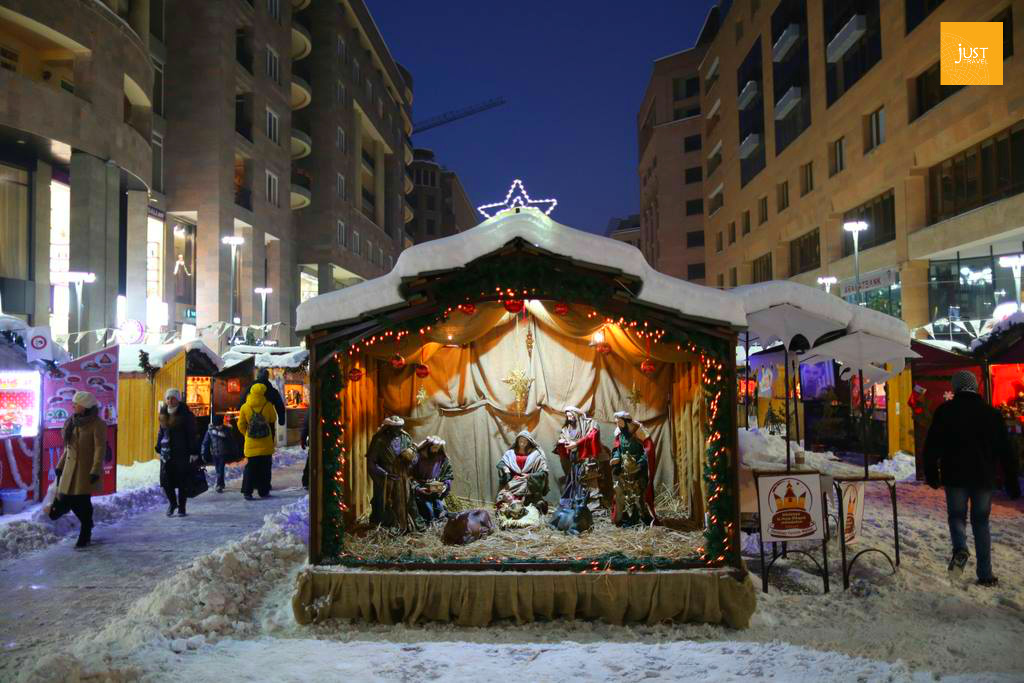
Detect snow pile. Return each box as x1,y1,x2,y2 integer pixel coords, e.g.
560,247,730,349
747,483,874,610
0,448,307,563
21,498,309,682
738,428,916,480
971,310,1024,350
869,451,917,481
119,339,224,374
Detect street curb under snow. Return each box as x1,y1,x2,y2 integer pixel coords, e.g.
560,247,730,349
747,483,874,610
0,448,307,563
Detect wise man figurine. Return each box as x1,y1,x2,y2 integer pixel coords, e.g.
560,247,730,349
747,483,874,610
610,410,656,526
553,406,601,508
364,415,424,533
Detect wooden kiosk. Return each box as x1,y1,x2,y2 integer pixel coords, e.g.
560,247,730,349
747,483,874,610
292,209,755,628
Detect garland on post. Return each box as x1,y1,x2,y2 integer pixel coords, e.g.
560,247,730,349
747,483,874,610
316,302,738,569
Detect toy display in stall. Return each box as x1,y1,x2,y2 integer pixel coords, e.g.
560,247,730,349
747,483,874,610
41,347,119,496
0,370,41,438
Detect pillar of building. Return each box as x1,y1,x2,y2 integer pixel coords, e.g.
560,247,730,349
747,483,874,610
899,260,930,336
68,152,120,352
125,190,150,324
31,161,52,327
196,205,228,347
237,226,266,331
374,142,386,228
317,262,335,296
266,238,296,344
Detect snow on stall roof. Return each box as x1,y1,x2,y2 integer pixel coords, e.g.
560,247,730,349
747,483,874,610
224,345,307,369
970,310,1024,350
0,314,28,332
119,340,224,374
255,349,307,369
229,345,305,356
847,303,911,346
295,209,748,333
732,281,854,328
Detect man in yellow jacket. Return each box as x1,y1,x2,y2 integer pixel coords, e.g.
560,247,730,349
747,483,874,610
236,382,278,500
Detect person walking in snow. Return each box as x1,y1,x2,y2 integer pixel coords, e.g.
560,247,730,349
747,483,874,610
923,370,1021,586
201,413,239,493
156,388,200,517
237,383,277,499
300,409,310,490
49,391,106,548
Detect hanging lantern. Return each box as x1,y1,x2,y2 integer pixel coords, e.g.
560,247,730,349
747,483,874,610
457,303,476,316
347,367,364,383
553,302,569,316
415,363,430,379
389,353,406,369
503,299,524,314
640,358,656,375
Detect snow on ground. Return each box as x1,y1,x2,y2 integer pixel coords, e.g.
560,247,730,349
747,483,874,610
0,447,307,563
738,427,917,480
21,466,1024,682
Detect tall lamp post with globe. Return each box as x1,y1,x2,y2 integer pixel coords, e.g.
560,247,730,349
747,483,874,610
222,235,245,341
843,221,868,305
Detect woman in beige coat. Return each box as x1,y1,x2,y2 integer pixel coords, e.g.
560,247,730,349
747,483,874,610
49,390,106,547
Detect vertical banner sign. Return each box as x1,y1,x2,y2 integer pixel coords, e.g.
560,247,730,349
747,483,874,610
840,481,865,544
41,346,119,497
757,472,825,542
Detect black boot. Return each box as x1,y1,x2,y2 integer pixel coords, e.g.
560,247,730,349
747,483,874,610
177,491,187,517
75,522,92,548
166,501,177,517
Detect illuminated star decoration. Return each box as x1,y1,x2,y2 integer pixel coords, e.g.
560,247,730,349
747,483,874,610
416,386,429,406
626,383,643,412
477,179,558,218
943,391,954,402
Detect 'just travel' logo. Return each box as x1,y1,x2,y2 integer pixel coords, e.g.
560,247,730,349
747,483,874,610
940,22,1003,85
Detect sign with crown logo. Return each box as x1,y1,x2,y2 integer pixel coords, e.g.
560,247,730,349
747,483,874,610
839,481,865,544
757,473,825,543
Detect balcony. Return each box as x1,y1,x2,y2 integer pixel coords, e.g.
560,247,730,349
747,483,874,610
290,173,312,210
290,126,311,160
291,20,311,61
827,14,866,64
290,66,312,110
737,81,758,110
234,187,253,211
774,86,802,120
773,24,800,62
739,133,760,160
404,166,414,193
235,119,253,143
361,149,376,173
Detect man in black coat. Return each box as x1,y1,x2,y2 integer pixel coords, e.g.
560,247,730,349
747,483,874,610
924,370,1021,586
156,388,200,517
243,368,286,426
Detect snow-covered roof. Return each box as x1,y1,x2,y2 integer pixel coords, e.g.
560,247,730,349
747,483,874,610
0,315,28,332
224,345,307,369
229,345,305,356
119,340,224,374
732,281,854,331
255,349,307,369
296,209,748,333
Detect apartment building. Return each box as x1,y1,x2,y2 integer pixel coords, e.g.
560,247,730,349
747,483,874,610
699,0,1022,338
636,17,719,284
407,148,476,243
0,0,154,348
606,214,642,249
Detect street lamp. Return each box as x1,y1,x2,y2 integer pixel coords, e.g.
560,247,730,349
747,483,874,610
51,271,96,357
817,276,838,294
222,235,244,333
998,254,1024,311
254,287,272,342
843,221,868,304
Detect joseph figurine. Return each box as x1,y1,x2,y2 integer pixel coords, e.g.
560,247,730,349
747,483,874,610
365,415,424,533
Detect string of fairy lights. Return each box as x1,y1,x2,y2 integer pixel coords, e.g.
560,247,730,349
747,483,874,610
316,296,736,569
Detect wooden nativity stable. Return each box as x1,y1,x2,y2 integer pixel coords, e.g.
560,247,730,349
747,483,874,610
292,208,757,628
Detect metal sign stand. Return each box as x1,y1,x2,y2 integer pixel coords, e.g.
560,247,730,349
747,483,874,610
832,474,901,589
753,469,830,594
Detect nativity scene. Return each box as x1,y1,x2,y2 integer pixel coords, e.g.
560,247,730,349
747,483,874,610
293,207,754,629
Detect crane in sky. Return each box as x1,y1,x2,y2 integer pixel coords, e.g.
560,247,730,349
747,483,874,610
412,97,507,135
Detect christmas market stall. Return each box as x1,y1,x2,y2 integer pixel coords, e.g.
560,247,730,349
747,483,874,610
221,346,309,445
116,341,223,465
211,353,255,424
969,316,1024,479
0,318,45,511
292,207,756,628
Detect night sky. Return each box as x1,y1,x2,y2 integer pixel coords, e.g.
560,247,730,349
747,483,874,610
367,1,717,234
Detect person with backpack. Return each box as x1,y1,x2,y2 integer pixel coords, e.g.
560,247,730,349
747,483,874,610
924,370,1021,586
201,413,240,493
237,382,278,500
242,368,286,427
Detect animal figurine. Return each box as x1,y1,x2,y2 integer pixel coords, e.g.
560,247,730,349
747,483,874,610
441,509,494,545
548,502,593,535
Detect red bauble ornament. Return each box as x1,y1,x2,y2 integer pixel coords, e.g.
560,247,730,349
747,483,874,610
457,303,477,316
553,302,569,316
347,367,364,382
389,354,406,369
503,299,524,314
415,364,430,379
640,358,656,375
596,342,612,355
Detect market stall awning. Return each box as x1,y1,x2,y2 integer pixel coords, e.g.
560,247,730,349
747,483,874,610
802,331,920,379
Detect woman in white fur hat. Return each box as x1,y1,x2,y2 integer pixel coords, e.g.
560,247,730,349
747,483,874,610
49,391,105,547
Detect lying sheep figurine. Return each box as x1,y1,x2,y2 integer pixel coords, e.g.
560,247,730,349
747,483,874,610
548,503,593,535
